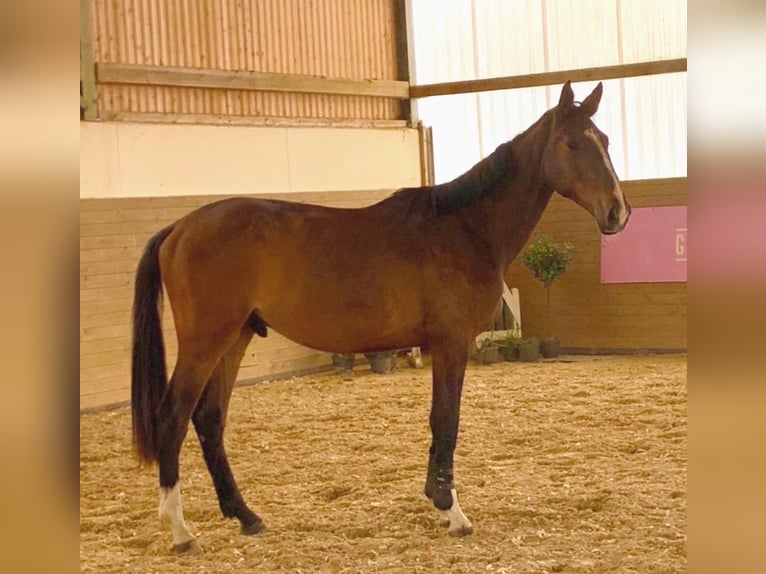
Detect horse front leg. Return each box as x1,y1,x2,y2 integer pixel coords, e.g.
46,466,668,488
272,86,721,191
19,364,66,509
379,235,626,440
425,340,474,536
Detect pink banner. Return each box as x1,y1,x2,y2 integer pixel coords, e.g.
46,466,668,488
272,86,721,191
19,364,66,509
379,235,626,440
601,206,687,283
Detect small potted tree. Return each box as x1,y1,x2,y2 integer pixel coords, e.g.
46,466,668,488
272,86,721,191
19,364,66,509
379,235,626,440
520,236,573,358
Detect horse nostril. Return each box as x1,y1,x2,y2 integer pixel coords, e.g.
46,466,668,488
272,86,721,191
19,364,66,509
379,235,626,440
608,205,620,225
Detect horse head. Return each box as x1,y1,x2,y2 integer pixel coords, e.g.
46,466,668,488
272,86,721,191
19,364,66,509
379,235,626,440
542,81,631,235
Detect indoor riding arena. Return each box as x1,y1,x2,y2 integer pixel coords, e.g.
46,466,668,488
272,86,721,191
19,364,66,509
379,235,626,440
80,1,687,573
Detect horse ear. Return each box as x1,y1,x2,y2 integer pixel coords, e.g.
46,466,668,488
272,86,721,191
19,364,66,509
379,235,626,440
581,82,603,117
558,81,574,110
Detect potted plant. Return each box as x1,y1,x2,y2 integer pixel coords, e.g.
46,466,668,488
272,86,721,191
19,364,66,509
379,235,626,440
520,236,573,358
517,336,541,362
476,336,503,364
496,332,521,361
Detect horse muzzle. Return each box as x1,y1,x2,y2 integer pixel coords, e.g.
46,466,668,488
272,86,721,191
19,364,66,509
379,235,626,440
598,201,631,235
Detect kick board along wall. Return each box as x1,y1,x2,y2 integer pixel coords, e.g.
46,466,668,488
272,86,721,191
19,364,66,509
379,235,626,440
80,122,420,411
504,177,687,352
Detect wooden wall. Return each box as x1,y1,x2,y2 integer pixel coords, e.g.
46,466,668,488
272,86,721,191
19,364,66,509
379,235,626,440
504,177,687,351
81,178,687,409
85,0,404,121
80,190,392,410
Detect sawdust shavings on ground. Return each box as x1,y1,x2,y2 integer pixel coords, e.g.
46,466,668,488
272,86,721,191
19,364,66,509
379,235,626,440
80,354,686,573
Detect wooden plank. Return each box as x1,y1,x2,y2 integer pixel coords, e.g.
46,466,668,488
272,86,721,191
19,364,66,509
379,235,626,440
79,246,144,263
80,302,134,326
79,336,131,356
80,309,131,330
80,349,129,370
96,63,411,99
98,111,408,129
80,374,131,397
393,0,411,123
80,272,133,290
80,387,130,411
79,207,192,225
418,124,434,186
80,0,99,120
80,322,131,342
410,58,687,99
80,360,130,382
79,190,396,212
80,259,137,278
80,284,133,303
80,235,146,250
80,220,177,238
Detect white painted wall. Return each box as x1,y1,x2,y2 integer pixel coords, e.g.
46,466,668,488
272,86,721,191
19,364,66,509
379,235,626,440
80,121,422,198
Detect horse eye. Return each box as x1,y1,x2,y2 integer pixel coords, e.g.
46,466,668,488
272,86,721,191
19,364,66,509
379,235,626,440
567,141,579,151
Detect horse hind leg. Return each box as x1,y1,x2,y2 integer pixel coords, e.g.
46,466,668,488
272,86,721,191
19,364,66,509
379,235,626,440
192,327,265,535
155,351,221,555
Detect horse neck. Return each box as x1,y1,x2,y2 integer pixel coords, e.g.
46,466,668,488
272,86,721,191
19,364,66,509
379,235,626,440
463,113,555,271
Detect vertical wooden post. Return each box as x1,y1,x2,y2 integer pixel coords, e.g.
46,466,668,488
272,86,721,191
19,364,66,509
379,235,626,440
418,123,435,187
409,120,435,368
80,0,99,120
394,0,412,125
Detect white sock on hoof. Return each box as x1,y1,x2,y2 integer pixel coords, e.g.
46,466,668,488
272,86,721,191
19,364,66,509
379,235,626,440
159,483,196,547
437,488,473,535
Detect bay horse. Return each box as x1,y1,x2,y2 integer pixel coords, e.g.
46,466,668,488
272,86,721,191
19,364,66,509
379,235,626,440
131,81,630,554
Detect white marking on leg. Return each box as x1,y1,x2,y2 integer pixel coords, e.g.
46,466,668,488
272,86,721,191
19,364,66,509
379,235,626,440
584,128,629,228
437,488,474,536
159,483,196,548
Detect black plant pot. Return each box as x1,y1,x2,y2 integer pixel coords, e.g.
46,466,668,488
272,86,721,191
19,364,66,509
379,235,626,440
540,337,561,358
498,345,519,362
365,352,396,374
518,338,540,362
478,345,503,364
332,354,355,373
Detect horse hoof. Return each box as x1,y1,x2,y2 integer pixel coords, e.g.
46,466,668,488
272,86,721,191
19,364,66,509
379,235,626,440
171,539,202,556
241,517,266,535
448,523,474,537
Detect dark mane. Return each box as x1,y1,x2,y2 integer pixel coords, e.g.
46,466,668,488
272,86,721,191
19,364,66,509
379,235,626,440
428,141,514,215
386,108,555,217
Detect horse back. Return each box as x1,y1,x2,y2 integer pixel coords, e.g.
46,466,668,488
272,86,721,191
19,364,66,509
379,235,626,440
158,195,502,353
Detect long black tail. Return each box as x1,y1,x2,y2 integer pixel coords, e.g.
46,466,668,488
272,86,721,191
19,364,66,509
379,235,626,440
131,226,174,465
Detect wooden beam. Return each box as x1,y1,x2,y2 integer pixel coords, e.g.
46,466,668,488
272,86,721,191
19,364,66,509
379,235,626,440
80,0,99,120
96,63,410,99
418,123,434,186
410,58,687,99
393,0,412,123
99,110,408,129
